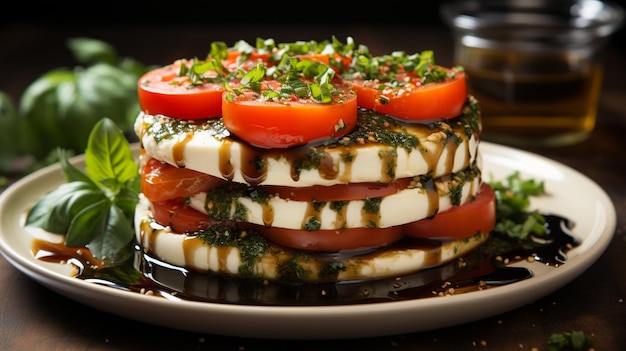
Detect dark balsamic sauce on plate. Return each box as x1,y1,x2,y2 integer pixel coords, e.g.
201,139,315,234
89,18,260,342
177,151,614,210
31,214,578,306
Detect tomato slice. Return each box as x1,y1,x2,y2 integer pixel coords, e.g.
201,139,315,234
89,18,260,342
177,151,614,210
138,60,235,119
226,50,271,64
258,178,413,202
151,199,217,234
141,158,227,203
248,224,404,252
222,84,358,149
343,68,467,121
403,183,496,240
224,50,273,72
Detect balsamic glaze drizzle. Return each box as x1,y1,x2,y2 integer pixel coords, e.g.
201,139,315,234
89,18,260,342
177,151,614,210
33,215,578,306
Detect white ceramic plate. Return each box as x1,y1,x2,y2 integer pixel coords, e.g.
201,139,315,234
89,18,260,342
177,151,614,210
0,142,616,340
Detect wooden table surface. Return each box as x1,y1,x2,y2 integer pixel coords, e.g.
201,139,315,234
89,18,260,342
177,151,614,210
1,15,625,351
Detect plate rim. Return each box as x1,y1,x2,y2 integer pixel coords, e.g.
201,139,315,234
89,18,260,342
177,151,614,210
0,141,617,339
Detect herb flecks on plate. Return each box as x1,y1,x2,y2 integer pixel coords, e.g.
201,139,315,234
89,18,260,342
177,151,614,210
547,330,595,351
489,171,548,241
25,118,139,266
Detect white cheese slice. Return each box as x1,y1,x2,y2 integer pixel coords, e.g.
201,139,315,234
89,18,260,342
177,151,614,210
135,112,479,187
187,171,481,229
135,194,489,282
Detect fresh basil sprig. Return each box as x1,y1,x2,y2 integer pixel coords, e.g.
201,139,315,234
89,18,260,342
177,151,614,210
25,118,139,265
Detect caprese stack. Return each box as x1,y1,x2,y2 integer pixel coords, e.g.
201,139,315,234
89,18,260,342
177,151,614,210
133,37,495,282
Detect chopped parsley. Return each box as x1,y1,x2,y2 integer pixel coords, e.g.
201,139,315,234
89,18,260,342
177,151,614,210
488,171,548,241
547,331,595,351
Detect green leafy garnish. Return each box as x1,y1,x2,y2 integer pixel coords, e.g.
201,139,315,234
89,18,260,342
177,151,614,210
488,171,548,241
225,56,342,104
25,118,139,265
19,37,146,160
547,331,594,351
342,48,457,88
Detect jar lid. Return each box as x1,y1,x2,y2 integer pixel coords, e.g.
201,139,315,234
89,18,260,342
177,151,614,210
440,0,624,44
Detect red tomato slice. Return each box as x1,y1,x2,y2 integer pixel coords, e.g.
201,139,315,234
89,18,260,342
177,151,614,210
403,183,496,240
222,85,358,149
151,199,217,234
224,50,272,71
138,60,231,119
247,224,404,252
226,50,271,64
258,178,413,202
344,68,467,121
141,158,227,203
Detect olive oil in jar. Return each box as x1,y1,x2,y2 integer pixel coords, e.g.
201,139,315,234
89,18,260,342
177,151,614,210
440,0,623,148
460,48,604,147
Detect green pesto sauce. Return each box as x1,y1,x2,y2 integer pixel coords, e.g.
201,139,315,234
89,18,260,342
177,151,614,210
197,224,269,278
362,197,382,214
146,114,230,143
145,98,480,151
338,109,420,153
318,261,348,279
303,217,321,231
274,253,348,281
340,151,355,163
378,148,398,179
443,164,481,206
449,181,464,206
293,148,327,173
462,96,481,138
329,201,348,212
311,200,325,211
204,183,251,221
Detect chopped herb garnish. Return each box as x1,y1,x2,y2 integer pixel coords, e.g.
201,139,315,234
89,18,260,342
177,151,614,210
488,171,548,241
547,331,594,351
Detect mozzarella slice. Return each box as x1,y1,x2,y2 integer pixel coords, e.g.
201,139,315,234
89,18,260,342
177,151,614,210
135,194,489,282
135,109,479,187
186,167,482,230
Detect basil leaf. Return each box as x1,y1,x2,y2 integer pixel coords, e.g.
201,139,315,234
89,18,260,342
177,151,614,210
58,148,95,185
63,191,134,263
87,204,134,263
65,198,110,246
114,185,141,215
26,117,139,265
84,118,138,186
25,181,105,234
